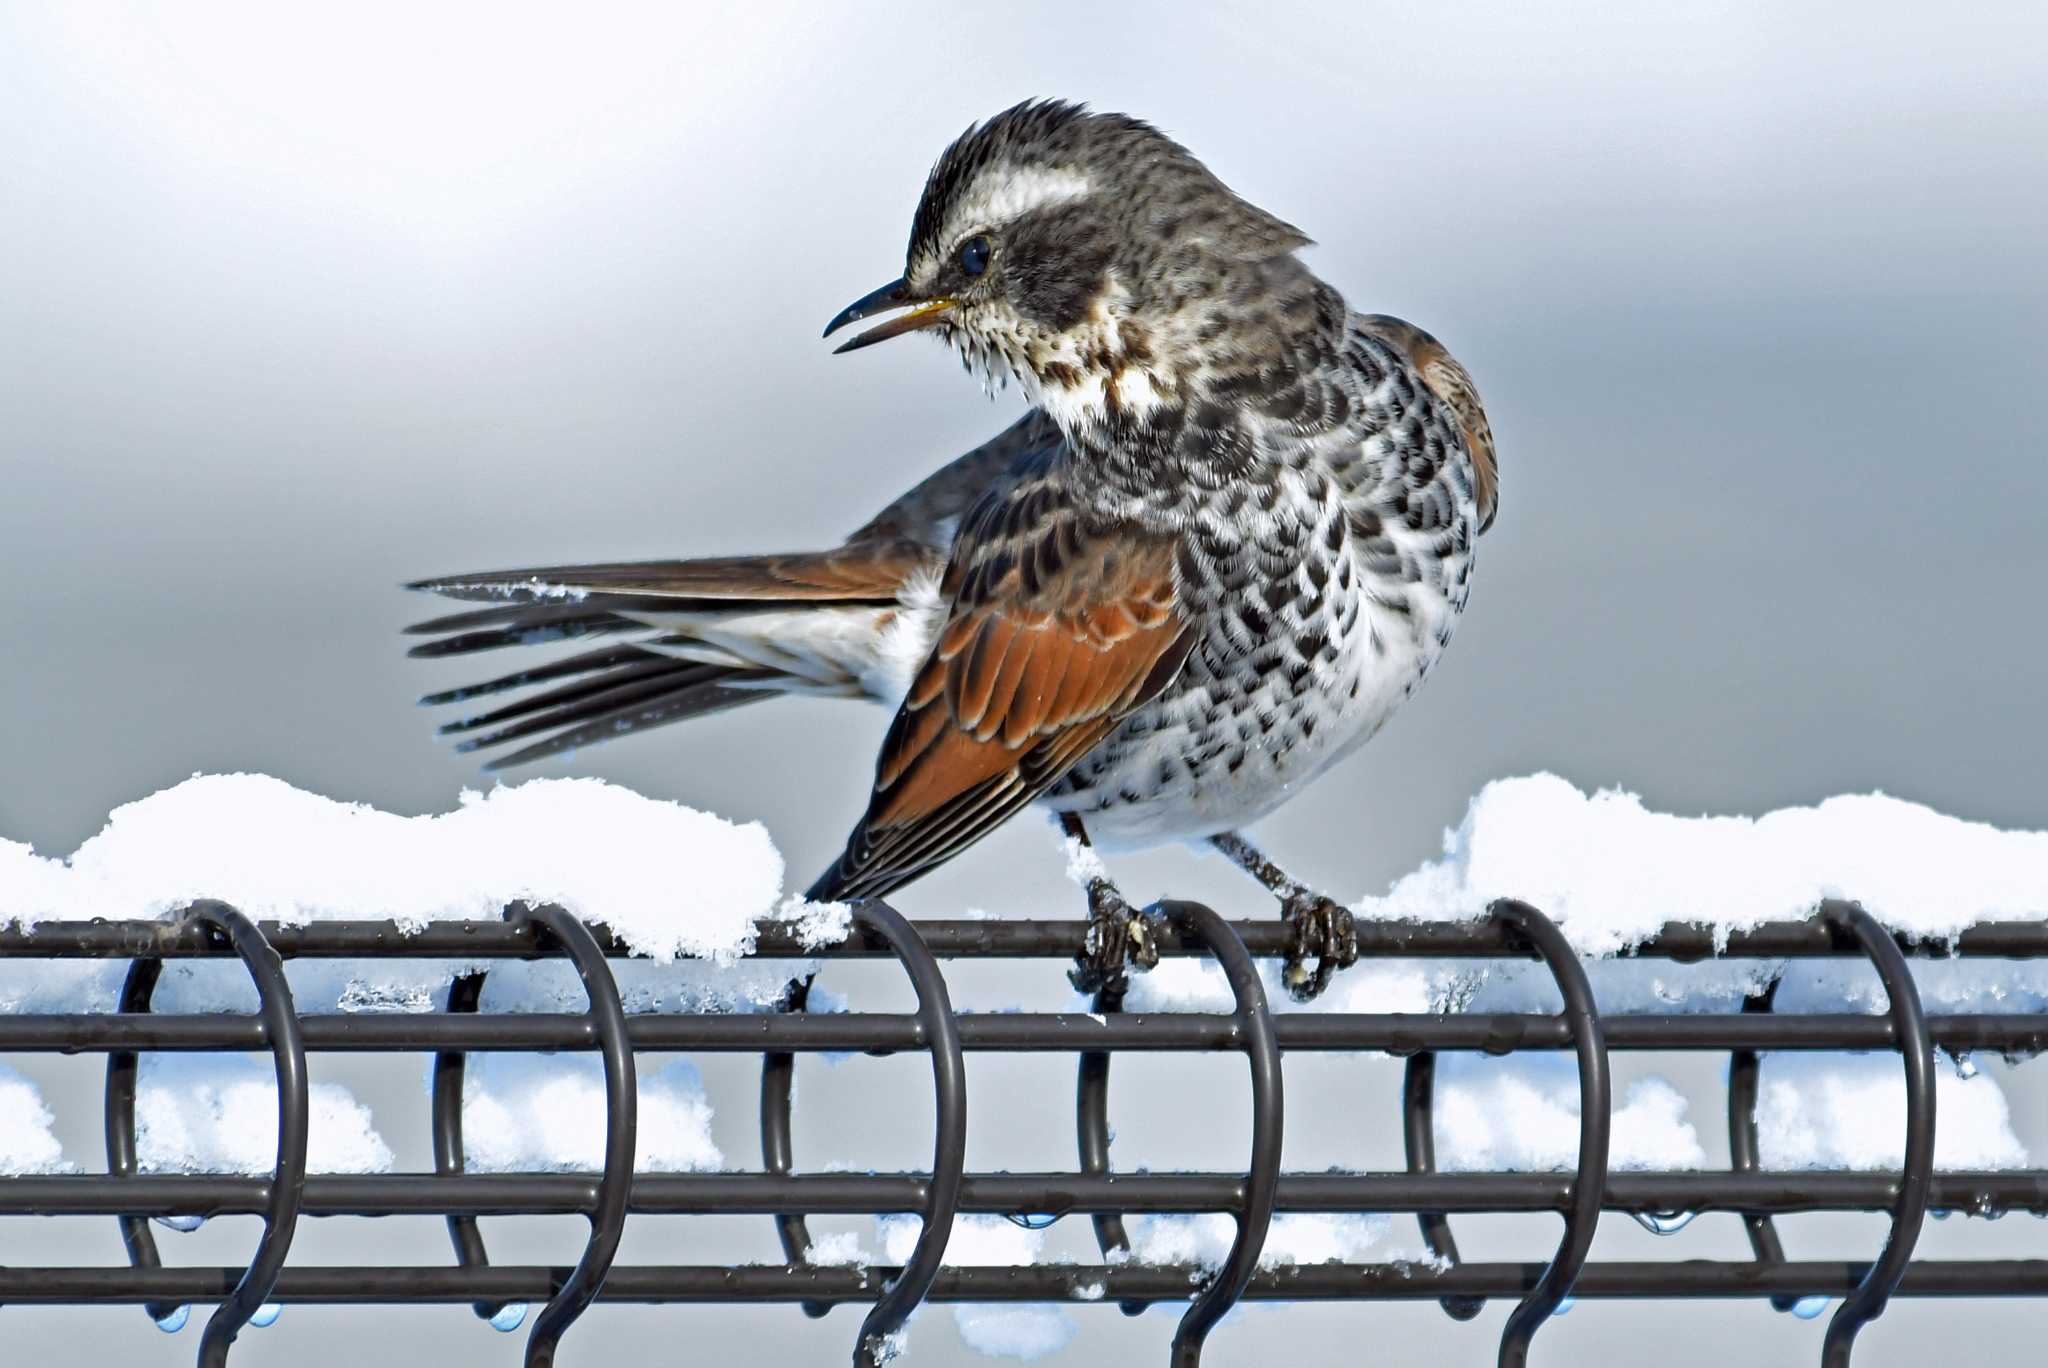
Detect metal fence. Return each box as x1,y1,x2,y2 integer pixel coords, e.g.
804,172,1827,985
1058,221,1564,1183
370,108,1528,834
0,897,2044,1368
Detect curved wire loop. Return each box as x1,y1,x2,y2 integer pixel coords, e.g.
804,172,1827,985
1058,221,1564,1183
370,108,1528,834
1727,976,1799,1311
184,902,310,1368
431,968,512,1323
105,954,185,1327
1150,901,1283,1368
1821,900,1935,1368
512,904,637,1368
762,972,829,1317
1076,979,1147,1316
1401,1052,1485,1320
850,901,967,1368
1490,898,1610,1368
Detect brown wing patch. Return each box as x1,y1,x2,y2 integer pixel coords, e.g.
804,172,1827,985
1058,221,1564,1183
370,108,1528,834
1356,315,1499,534
811,493,1192,902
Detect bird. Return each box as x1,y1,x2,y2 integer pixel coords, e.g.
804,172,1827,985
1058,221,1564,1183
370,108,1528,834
406,99,1498,1000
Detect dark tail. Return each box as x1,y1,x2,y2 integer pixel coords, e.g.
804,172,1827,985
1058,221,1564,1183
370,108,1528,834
407,544,925,769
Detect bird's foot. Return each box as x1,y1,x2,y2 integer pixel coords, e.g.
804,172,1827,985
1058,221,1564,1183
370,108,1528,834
1280,890,1358,1003
1068,883,1160,996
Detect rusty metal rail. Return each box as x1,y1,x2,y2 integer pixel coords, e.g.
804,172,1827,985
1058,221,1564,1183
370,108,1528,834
0,896,2043,1367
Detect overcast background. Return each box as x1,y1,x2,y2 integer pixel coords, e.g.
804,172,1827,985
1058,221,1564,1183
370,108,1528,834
2,3,2044,1365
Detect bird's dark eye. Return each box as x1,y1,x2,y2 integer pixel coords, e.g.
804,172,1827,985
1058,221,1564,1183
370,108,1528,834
959,235,991,277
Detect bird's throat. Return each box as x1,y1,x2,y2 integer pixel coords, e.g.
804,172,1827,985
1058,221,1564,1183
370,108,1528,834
1023,302,1178,435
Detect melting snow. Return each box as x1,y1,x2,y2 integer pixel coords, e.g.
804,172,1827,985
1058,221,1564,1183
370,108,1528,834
0,771,2041,1282
137,1055,393,1174
1132,775,2044,1176
1756,1050,2027,1171
1121,1211,1430,1270
458,1054,720,1173
0,774,820,1175
0,772,788,957
867,1215,1077,1361
1434,1060,1706,1171
0,1064,70,1174
1358,772,2048,951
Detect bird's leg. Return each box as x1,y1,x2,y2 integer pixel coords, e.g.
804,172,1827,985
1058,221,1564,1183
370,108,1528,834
1062,813,1160,995
1209,831,1358,1002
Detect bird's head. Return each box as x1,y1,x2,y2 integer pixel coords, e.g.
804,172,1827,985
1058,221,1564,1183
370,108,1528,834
823,100,1314,431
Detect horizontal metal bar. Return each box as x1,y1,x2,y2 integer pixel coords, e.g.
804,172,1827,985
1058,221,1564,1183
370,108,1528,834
2,1261,2044,1305
0,1171,2042,1219
2,1011,2042,1054
0,916,2042,961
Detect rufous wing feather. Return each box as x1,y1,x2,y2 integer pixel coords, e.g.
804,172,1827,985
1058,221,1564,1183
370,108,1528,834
809,474,1193,902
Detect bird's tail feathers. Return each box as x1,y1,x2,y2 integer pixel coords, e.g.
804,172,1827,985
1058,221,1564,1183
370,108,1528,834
408,547,930,768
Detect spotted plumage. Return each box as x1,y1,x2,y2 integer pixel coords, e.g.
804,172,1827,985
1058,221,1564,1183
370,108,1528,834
407,100,1498,997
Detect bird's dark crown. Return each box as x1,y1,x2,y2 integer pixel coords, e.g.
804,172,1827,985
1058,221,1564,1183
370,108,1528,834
904,100,1310,311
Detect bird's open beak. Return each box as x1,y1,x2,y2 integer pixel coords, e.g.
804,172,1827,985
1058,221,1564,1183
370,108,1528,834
822,277,957,354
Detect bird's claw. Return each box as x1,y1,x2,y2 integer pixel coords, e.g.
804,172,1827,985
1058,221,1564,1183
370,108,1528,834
1281,891,1358,1002
1068,887,1160,995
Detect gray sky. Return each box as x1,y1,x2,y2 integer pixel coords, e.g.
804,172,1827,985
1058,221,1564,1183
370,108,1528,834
1,3,2044,1365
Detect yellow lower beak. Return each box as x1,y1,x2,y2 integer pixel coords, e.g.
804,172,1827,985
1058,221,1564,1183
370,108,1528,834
822,278,958,353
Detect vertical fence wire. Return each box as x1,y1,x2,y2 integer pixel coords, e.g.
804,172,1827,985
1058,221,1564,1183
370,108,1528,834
1489,899,1610,1368
1153,902,1284,1368
1727,976,1800,1311
105,955,183,1329
1076,977,1148,1316
513,905,636,1368
762,972,828,1318
1821,901,1936,1368
184,903,309,1368
848,903,967,1368
1401,1051,1486,1321
430,969,512,1325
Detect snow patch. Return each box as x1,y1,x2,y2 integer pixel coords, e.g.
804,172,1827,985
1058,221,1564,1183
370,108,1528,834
459,1055,719,1173
875,1215,1077,1362
1361,773,2048,952
1757,1051,2028,1170
137,1055,392,1174
1061,832,1108,887
0,774,791,963
1125,777,2044,1178
1122,1211,1432,1270
878,1212,1044,1266
0,1065,70,1174
953,1305,1079,1361
1775,958,2048,1017
789,896,855,949
0,776,831,1180
1436,1059,1705,1171
803,1231,870,1267
0,776,827,1017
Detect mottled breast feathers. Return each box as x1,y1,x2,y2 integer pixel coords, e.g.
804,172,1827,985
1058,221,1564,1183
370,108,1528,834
1354,314,1498,534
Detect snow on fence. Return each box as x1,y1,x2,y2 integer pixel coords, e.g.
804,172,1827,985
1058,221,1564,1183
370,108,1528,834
1,775,2045,1367
0,902,2042,1367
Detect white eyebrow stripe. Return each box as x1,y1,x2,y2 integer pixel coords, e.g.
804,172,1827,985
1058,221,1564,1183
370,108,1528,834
958,166,1090,232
